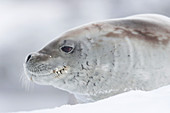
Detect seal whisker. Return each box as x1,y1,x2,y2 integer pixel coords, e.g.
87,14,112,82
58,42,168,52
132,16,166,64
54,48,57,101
20,70,34,91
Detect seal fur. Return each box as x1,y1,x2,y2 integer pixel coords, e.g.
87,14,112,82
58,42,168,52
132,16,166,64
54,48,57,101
24,14,170,103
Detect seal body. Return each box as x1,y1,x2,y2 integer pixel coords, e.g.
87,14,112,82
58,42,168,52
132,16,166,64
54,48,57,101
24,14,170,102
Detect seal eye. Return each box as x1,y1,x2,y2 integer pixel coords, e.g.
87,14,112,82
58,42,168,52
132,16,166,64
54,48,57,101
61,46,73,53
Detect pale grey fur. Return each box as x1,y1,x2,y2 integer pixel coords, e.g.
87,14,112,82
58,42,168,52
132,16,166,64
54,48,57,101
24,14,170,103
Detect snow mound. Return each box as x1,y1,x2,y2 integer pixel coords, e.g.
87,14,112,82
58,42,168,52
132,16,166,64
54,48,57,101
16,85,170,113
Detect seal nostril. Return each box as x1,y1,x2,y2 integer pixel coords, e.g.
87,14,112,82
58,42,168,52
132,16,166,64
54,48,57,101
26,54,32,63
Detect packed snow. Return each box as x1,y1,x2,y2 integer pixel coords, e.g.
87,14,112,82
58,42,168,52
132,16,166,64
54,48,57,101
15,85,170,113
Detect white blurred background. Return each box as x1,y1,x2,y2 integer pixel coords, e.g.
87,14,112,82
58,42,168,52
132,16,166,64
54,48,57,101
0,0,170,112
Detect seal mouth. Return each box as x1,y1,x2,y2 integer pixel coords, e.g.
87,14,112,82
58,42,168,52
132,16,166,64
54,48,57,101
51,65,68,78
25,65,69,79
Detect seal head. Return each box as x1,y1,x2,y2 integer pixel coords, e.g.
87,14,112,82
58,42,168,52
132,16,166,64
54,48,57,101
24,14,170,102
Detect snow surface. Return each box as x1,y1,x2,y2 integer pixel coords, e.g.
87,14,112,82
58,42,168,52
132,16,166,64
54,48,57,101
15,85,170,113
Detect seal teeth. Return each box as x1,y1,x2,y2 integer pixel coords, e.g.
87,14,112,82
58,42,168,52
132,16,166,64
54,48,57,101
64,70,68,73
59,70,62,74
52,66,68,77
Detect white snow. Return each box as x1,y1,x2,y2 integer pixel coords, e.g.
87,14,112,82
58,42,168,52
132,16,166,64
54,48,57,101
15,85,170,113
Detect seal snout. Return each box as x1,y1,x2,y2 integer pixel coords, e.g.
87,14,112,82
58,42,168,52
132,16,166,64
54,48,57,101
25,53,51,64
26,54,32,63
24,52,54,77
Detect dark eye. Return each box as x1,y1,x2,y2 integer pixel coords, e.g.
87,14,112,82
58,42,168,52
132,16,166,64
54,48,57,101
61,46,73,53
